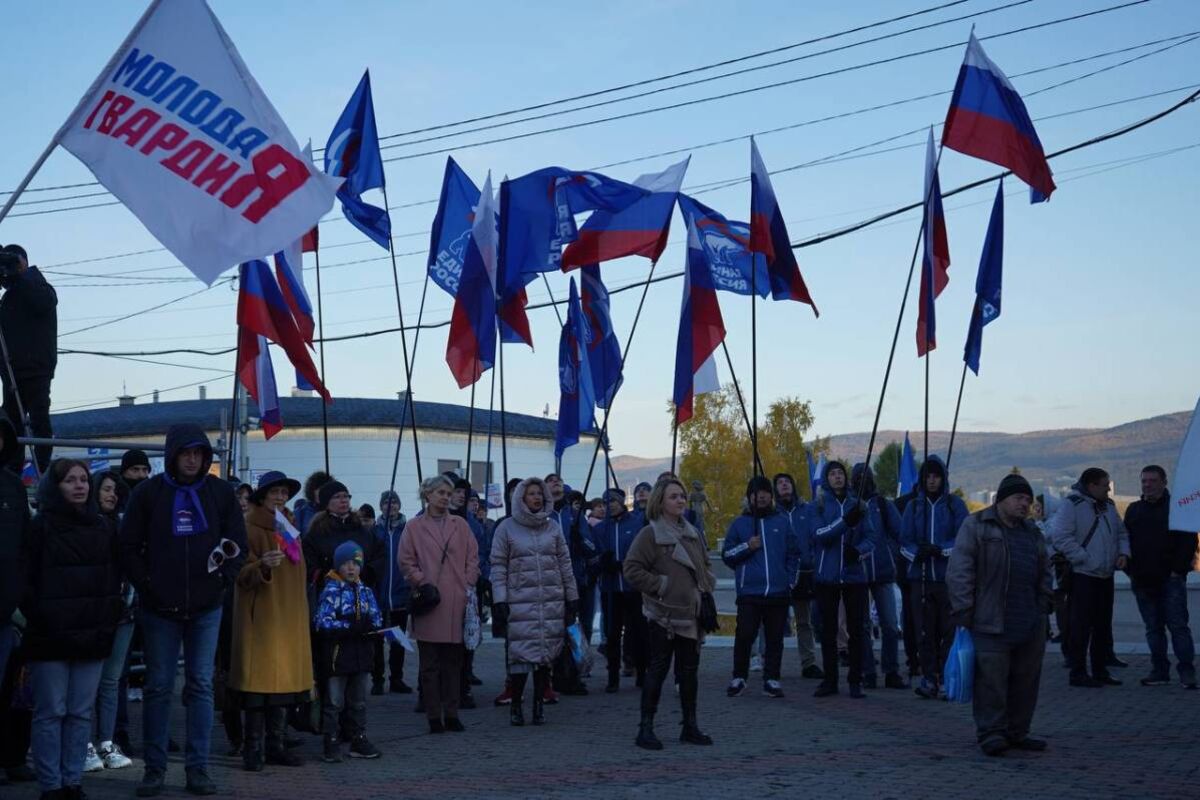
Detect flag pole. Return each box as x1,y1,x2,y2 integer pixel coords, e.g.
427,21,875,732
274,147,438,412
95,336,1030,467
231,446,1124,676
466,379,476,483
945,361,969,471
721,340,766,477
923,350,930,469
854,143,946,499
484,358,497,506
226,330,241,481
498,326,509,493
380,185,424,486
312,247,331,474
751,258,760,476
581,260,661,497
670,415,679,476
388,274,431,496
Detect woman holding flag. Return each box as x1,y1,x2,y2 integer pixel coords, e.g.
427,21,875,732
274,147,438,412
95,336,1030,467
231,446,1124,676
230,471,311,772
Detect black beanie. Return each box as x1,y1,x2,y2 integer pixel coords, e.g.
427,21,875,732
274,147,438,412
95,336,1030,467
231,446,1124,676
996,474,1033,504
745,475,773,499
121,449,151,472
318,480,350,510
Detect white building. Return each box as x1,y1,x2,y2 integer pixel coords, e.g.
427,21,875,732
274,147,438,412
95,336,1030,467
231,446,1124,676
50,395,601,515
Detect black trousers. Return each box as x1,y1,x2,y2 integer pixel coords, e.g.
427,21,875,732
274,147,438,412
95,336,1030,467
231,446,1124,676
603,591,647,681
732,600,788,681
912,582,954,683
898,579,920,673
973,631,1045,745
1066,574,1115,679
372,609,409,685
816,584,867,687
641,625,699,714
2,372,51,471
417,641,463,721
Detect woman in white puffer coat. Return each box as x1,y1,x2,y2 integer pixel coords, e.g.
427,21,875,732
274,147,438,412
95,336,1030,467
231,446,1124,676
490,477,579,727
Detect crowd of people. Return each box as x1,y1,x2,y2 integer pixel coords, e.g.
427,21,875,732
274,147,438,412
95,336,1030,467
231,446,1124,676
0,417,1196,798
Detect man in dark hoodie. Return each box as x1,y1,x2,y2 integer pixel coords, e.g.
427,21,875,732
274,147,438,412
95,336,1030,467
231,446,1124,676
0,244,57,472
120,449,152,493
774,473,822,680
852,463,906,690
900,455,968,698
119,424,247,797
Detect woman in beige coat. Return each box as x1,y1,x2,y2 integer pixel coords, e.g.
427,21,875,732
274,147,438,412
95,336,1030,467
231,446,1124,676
398,475,480,734
490,477,578,727
623,478,716,751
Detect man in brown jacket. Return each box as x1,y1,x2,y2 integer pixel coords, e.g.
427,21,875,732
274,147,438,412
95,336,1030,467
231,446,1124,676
946,474,1053,757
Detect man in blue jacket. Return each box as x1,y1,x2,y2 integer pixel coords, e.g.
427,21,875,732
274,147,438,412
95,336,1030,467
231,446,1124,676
372,489,411,695
900,455,968,698
774,473,822,680
807,461,876,698
724,476,801,699
852,463,905,690
596,488,647,693
119,424,247,797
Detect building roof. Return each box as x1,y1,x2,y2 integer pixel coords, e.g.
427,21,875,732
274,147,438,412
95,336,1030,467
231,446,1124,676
51,396,583,441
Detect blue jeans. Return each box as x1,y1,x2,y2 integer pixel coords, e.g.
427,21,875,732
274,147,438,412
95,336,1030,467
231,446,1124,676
31,659,104,791
95,621,134,743
1133,576,1195,682
863,582,901,678
141,607,222,772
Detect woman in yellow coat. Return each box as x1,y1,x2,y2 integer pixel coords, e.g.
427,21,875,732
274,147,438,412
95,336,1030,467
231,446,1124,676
230,471,312,772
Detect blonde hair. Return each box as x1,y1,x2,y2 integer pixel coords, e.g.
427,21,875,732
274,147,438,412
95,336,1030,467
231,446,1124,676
646,478,687,522
419,474,454,502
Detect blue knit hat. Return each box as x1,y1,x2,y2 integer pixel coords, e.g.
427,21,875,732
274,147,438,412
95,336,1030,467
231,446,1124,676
333,541,364,569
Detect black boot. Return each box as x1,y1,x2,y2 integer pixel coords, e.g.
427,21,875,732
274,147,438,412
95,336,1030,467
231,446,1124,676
509,673,527,727
531,669,547,726
265,707,304,767
678,667,713,745
635,713,663,750
241,709,264,772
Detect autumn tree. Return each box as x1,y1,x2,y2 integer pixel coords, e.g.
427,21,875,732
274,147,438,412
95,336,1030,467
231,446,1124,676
674,385,824,544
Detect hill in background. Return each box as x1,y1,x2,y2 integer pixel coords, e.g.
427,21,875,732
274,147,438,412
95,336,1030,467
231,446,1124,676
611,411,1191,498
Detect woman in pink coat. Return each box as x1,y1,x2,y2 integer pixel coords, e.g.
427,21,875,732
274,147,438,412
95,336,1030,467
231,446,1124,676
398,475,480,734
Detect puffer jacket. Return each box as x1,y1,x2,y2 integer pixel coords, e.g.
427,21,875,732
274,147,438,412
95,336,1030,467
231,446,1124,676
21,466,123,661
804,461,876,586
314,573,382,676
722,507,800,600
852,463,901,584
490,478,579,666
899,456,968,583
1048,482,1130,579
596,508,643,593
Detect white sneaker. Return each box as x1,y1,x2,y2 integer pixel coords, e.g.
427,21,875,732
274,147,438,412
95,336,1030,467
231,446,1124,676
127,687,143,702
83,742,104,772
749,655,764,673
99,741,133,769
726,678,747,697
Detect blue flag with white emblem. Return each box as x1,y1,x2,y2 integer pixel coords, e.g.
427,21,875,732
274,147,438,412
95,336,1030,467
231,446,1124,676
428,157,482,297
325,71,391,249
555,278,596,459
963,180,1004,375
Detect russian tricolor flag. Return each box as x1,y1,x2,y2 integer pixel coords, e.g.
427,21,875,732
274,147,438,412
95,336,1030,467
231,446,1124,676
560,157,689,270
942,32,1056,201
237,259,330,402
446,172,499,388
274,508,302,562
237,333,283,439
748,138,818,315
673,218,726,425
917,129,950,357
273,238,314,344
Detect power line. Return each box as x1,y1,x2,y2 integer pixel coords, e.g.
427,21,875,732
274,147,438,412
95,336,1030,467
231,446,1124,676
53,373,234,413
58,278,234,337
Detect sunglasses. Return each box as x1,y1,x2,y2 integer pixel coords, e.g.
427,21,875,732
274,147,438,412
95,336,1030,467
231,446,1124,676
207,538,241,574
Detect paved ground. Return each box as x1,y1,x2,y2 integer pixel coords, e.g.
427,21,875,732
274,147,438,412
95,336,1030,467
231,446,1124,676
7,641,1197,800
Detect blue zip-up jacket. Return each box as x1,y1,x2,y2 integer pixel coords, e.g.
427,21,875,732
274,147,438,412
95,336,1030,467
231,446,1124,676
555,503,596,587
597,510,643,593
460,509,491,581
294,499,319,535
899,455,968,583
722,509,800,599
805,469,876,586
850,463,901,584
775,498,811,570
373,515,408,611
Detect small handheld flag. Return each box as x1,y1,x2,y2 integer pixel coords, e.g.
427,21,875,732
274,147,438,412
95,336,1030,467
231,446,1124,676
378,625,416,653
273,508,302,563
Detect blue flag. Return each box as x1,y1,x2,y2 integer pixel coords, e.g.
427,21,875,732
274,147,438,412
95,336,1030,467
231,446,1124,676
325,71,391,250
899,432,919,495
428,157,482,297
580,265,623,409
554,278,597,459
677,194,769,297
964,180,1004,375
809,452,826,496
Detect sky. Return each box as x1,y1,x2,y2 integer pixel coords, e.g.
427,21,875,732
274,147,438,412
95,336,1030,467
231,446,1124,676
1,0,1197,461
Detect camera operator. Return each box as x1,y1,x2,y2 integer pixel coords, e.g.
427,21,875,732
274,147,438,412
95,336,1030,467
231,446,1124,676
0,244,57,472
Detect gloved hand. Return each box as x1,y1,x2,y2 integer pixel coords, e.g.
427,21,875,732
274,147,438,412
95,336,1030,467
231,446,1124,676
843,505,864,528
843,544,860,564
564,599,580,625
791,571,815,600
950,608,973,630
918,544,940,561
493,602,510,624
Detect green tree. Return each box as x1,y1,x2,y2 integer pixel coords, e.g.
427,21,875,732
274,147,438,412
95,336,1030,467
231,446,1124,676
675,385,821,543
873,441,902,499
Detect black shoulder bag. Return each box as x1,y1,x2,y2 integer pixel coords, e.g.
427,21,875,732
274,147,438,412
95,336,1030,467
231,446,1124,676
408,530,451,617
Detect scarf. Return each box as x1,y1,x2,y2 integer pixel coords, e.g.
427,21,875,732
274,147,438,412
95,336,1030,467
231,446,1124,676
161,472,209,537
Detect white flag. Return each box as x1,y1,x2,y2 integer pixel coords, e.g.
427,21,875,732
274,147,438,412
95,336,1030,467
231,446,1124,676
57,0,341,285
1169,395,1200,532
